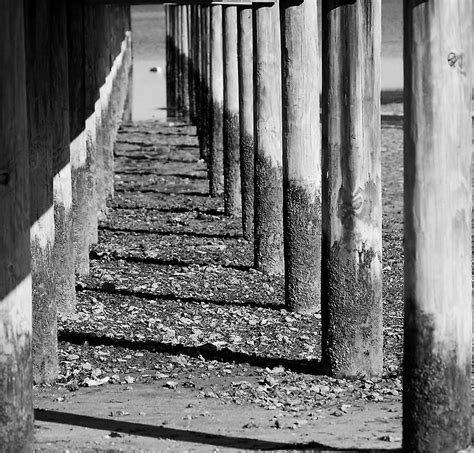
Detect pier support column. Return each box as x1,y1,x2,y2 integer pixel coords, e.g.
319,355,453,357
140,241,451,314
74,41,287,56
0,0,33,448
281,0,321,313
223,6,241,216
321,0,383,377
166,6,176,119
25,0,58,384
253,2,284,275
238,7,254,240
199,6,211,161
403,1,472,451
51,0,76,316
209,5,225,196
68,0,91,276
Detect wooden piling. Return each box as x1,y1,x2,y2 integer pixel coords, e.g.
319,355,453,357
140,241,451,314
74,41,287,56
209,5,225,196
403,1,472,450
188,5,196,124
253,3,284,275
51,0,76,316
67,0,92,276
166,6,177,119
281,0,321,313
176,6,183,118
180,5,190,120
199,6,211,161
25,0,59,384
0,0,33,448
83,3,103,245
123,6,133,123
223,6,241,216
238,7,254,240
94,6,111,219
321,0,383,377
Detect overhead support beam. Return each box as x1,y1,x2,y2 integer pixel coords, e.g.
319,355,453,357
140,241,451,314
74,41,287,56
85,0,275,5
403,0,472,451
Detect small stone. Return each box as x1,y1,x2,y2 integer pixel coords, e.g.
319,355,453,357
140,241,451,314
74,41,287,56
82,362,92,371
164,381,177,390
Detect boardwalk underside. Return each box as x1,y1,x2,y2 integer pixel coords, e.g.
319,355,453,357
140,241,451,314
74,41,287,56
34,119,415,451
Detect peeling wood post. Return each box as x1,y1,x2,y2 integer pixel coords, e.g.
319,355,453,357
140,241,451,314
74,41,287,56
51,0,76,317
180,5,190,120
25,0,59,384
0,0,33,448
238,7,254,240
83,3,102,246
176,6,183,118
68,0,92,276
223,6,242,216
280,0,321,313
122,6,133,123
199,6,211,161
253,2,284,275
188,5,196,124
209,5,225,196
94,6,111,219
403,1,472,450
194,7,202,139
321,0,383,377
166,5,177,119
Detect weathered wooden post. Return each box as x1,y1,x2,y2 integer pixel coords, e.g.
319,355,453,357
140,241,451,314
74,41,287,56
403,1,472,450
238,7,254,240
223,6,242,216
25,0,58,384
181,5,190,120
175,6,183,118
51,0,76,316
123,6,133,123
193,7,202,138
209,5,225,196
321,0,383,376
94,6,111,218
166,5,177,119
68,0,93,276
253,2,284,275
199,5,211,161
188,5,196,124
0,0,33,448
166,5,172,117
281,0,321,313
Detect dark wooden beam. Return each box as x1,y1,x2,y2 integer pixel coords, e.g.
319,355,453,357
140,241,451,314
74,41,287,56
85,0,274,5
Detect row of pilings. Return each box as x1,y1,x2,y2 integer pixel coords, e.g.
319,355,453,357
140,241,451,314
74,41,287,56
1,1,132,449
165,1,473,452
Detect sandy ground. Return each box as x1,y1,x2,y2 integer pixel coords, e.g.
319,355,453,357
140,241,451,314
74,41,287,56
33,119,408,452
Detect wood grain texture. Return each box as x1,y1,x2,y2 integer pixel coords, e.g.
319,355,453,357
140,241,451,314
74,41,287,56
237,7,254,240
0,0,33,448
209,5,225,196
321,0,383,377
25,0,59,385
253,2,284,276
223,6,241,216
403,1,472,451
51,0,76,316
281,0,321,313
